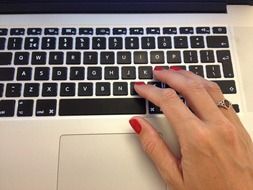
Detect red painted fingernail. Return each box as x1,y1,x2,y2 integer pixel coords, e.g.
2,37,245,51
129,119,142,134
154,66,165,71
134,82,145,86
170,66,183,71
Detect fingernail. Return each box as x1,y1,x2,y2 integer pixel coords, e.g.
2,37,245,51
129,119,142,134
134,82,145,86
170,66,183,71
154,66,165,71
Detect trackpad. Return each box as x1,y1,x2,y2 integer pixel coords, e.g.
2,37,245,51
58,134,166,190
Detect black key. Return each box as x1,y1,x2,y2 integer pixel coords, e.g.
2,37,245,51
200,50,215,63
149,102,162,114
10,28,25,35
213,27,227,34
60,83,75,96
130,82,139,96
0,28,8,36
217,50,234,78
125,37,139,49
117,52,131,64
36,100,57,116
232,104,240,113
78,83,93,96
17,100,34,117
27,28,42,35
8,37,23,50
180,27,194,34
79,28,93,35
0,37,6,50
24,83,40,97
42,37,56,50
25,37,40,50
70,67,85,80
130,28,144,35
134,51,148,64
87,67,102,80
139,66,153,79
190,36,204,48
0,100,15,117
189,65,204,77
174,36,188,48
113,82,128,96
76,37,90,49
101,52,115,64
113,28,127,35
109,37,123,49
59,98,146,116
213,80,237,94
104,67,119,80
49,52,64,65
44,28,59,35
96,28,110,35
141,37,155,49
59,37,73,49
0,68,15,81
52,67,67,80
14,52,29,65
32,52,47,65
34,67,50,81
96,82,111,96
146,28,160,35
122,67,136,80
92,37,106,49
150,51,165,64
83,52,98,65
196,27,210,34
163,27,177,34
0,52,12,65
183,51,198,63
167,51,181,64
17,67,32,81
206,65,221,78
0,84,3,97
207,36,229,48
66,52,81,65
42,83,58,97
62,28,76,35
158,37,172,49
6,83,22,97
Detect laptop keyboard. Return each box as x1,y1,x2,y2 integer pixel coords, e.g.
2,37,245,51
0,26,240,117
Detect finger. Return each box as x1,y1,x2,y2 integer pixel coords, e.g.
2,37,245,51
134,83,199,138
153,69,225,122
176,70,251,139
177,70,242,125
129,117,183,188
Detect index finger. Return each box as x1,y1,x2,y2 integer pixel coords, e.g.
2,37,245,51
134,84,201,139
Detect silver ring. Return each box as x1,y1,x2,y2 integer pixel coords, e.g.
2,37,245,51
217,99,232,110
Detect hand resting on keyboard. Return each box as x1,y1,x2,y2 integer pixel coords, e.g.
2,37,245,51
129,68,253,190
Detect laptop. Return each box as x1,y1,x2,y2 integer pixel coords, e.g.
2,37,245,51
0,0,253,189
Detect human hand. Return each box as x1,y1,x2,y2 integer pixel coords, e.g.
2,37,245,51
129,68,253,190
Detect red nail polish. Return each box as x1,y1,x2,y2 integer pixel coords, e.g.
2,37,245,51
134,82,145,86
154,66,165,71
170,66,183,71
129,119,142,134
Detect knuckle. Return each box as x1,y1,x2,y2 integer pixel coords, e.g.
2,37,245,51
142,138,159,155
206,81,222,94
186,79,204,91
161,88,178,101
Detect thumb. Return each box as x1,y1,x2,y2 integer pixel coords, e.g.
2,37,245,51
129,117,183,188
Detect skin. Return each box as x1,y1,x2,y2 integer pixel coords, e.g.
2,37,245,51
130,69,253,190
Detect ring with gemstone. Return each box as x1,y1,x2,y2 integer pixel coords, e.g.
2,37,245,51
217,99,232,110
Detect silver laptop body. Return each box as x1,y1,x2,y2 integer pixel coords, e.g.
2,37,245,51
0,0,253,189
